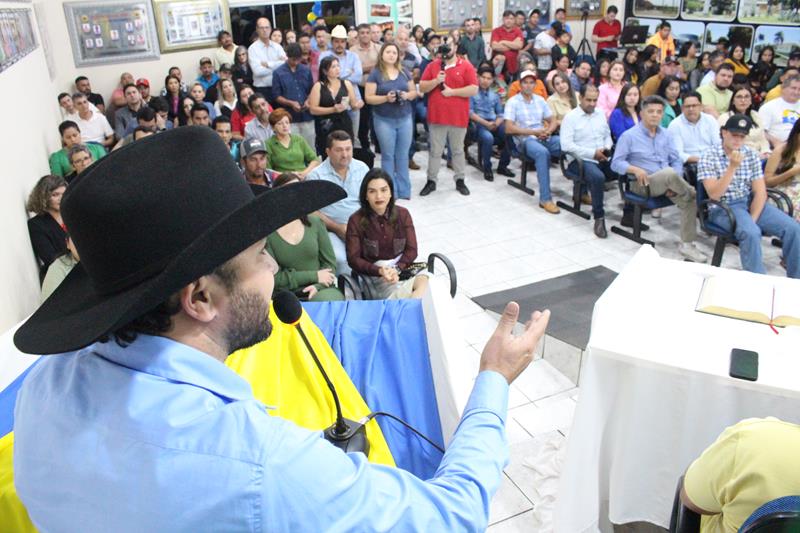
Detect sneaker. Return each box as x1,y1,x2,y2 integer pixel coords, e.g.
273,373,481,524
539,201,560,214
620,213,650,231
679,242,708,263
594,217,607,238
496,167,515,177
420,180,437,196
408,159,420,170
651,208,663,219
483,169,494,182
455,179,470,195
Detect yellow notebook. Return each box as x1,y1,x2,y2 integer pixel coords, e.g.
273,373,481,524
696,275,800,327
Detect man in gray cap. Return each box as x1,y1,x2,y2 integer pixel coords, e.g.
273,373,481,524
241,137,273,188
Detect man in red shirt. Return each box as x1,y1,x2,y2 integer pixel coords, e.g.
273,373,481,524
491,10,525,76
419,43,479,196
591,6,621,55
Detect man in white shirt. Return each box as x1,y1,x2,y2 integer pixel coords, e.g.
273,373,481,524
213,30,236,69
759,74,800,147
533,23,559,80
560,84,615,237
668,91,721,179
73,92,114,149
248,17,287,103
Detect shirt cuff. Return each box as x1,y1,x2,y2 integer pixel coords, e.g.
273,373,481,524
463,370,509,425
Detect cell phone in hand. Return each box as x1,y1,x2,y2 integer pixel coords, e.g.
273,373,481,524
729,348,758,381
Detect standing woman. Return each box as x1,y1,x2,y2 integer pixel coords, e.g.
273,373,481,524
365,42,417,200
26,175,68,273
231,45,254,87
725,43,750,80
546,72,577,132
720,85,771,158
285,30,297,45
163,74,186,126
230,84,255,140
597,60,626,119
623,48,640,85
271,28,284,47
657,75,682,127
214,78,238,118
609,83,641,141
765,120,800,220
308,56,360,155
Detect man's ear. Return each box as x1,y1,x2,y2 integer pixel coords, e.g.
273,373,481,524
177,276,222,324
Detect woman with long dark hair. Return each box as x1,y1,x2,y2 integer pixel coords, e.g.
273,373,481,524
657,75,682,127
231,45,253,87
754,46,777,81
608,83,641,141
230,84,255,140
163,74,186,126
637,44,660,82
677,41,698,79
623,48,640,85
765,120,800,219
725,43,750,80
308,56,360,155
345,169,428,299
689,52,711,90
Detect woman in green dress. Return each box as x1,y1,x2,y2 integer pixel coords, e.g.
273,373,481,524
266,173,344,301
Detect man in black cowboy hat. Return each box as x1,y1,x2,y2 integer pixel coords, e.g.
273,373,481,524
13,126,550,531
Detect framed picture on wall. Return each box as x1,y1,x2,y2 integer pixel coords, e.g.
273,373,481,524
0,8,38,73
64,0,159,67
703,23,753,59
681,0,737,22
432,0,493,31
632,0,680,20
564,0,605,19
752,25,800,66
152,0,230,53
738,0,799,25
505,0,551,29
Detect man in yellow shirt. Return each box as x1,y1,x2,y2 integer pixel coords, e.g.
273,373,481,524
696,63,734,118
765,67,799,103
681,417,800,533
646,22,675,63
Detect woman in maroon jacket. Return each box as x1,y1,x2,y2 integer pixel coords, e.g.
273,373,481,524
346,168,429,299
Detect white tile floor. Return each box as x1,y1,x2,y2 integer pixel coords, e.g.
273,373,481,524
392,146,787,531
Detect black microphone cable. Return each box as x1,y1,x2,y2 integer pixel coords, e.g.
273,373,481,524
358,412,445,454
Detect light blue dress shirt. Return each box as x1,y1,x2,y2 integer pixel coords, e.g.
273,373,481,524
666,112,721,163
560,106,613,161
14,335,511,532
306,157,368,224
611,121,683,176
470,88,504,121
318,50,363,88
504,93,552,140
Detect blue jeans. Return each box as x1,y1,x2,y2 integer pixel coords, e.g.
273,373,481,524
709,200,800,278
373,113,413,199
567,159,614,219
520,136,561,202
473,123,511,171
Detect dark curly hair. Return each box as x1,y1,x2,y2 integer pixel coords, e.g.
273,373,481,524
26,175,67,215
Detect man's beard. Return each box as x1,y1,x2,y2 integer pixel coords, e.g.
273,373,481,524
224,288,273,354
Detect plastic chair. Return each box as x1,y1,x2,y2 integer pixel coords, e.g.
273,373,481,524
338,253,458,300
557,153,590,220
610,173,674,247
669,476,701,533
740,495,800,533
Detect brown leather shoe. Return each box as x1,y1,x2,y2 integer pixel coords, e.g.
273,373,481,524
581,194,592,205
539,201,561,214
408,159,420,170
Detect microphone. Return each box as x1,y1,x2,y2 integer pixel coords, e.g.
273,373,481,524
272,290,370,456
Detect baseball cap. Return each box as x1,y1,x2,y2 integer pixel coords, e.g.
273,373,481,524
199,56,213,65
519,69,537,81
242,138,267,158
219,63,232,73
135,78,150,87
721,114,753,134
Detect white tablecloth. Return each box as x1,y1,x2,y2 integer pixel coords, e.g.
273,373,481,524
553,246,800,532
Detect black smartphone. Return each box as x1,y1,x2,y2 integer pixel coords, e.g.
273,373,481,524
729,348,758,381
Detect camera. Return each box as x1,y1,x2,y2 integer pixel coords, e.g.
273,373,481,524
438,36,451,58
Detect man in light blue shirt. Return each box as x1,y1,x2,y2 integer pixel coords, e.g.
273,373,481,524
470,66,513,181
320,25,364,141
612,95,707,262
248,17,287,103
667,91,721,167
306,130,368,274
13,125,553,532
560,84,614,237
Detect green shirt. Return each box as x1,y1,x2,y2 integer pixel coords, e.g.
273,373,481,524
265,134,319,173
48,143,107,177
696,83,733,116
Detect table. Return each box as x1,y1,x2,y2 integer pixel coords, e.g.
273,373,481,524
553,246,800,532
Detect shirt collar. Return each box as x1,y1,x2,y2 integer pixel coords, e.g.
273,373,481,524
92,335,255,402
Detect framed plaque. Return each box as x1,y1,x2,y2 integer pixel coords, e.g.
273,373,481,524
152,0,229,53
433,0,493,31
0,8,38,73
564,0,605,19
64,0,159,67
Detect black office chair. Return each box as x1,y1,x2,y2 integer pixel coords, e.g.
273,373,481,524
740,496,800,533
669,476,701,533
338,253,458,300
557,153,590,220
507,136,537,196
610,173,674,246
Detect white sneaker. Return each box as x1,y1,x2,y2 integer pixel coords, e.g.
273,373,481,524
679,242,708,263
651,208,663,219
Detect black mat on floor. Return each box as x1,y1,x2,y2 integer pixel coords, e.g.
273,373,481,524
472,266,617,350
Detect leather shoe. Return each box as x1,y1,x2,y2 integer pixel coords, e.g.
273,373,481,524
581,194,592,205
594,217,607,238
408,159,420,170
446,161,453,170
539,201,560,214
455,179,470,195
420,180,437,196
620,212,650,231
497,167,515,177
483,169,494,181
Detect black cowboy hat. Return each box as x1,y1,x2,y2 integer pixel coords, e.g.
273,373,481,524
14,126,345,354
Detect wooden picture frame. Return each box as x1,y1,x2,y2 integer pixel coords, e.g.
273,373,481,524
432,0,493,31
152,0,229,53
564,0,606,19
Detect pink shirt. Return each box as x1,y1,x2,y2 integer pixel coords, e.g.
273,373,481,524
597,82,623,120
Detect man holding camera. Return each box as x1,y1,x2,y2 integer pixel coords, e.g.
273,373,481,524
419,41,479,196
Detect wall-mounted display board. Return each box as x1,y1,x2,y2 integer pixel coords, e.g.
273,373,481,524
367,0,413,33
433,0,493,31
152,0,229,53
625,0,800,66
564,0,605,19
0,8,38,73
64,0,159,67
505,0,552,28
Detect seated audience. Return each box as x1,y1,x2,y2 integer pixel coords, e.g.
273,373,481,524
723,43,749,79
676,41,698,82
74,75,105,113
767,50,800,91
213,78,237,118
213,116,240,161
570,59,592,93
597,60,626,120
696,64,734,118
265,108,320,176
189,103,211,128
545,54,572,94
309,56,359,155
131,126,154,142
689,52,710,90
753,45,778,83
195,56,219,93
180,96,195,126
764,67,799,103
609,83,640,141
114,107,158,149
41,235,78,301
759,74,800,147
266,173,343,301
148,96,173,131
73,93,114,149
159,66,189,96
505,69,561,214
594,56,611,86
681,417,800,533
346,169,428,299
622,48,640,85
765,120,800,221
244,93,273,141
469,66,513,182
720,86,771,159
668,91,721,166
547,72,577,131
657,76,682,127
114,84,145,140
162,74,186,127
136,78,152,106
65,145,97,183
611,96,707,262
26,175,68,273
57,93,78,121
188,82,217,119
699,51,725,87
306,131,368,274
230,84,256,140
640,56,680,98
240,138,274,187
699,114,800,277
506,55,547,100
49,121,106,177
560,84,615,238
